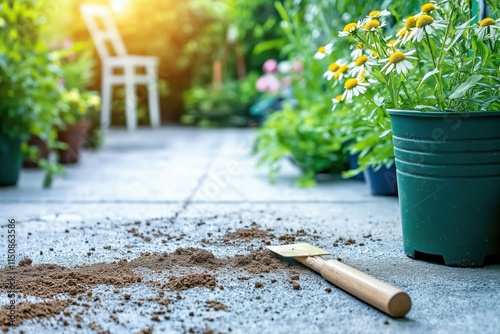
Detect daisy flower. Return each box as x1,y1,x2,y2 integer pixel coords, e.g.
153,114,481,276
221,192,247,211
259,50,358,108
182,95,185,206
415,2,439,18
363,19,386,32
333,64,350,81
475,17,500,41
386,38,399,50
342,78,370,101
367,9,391,19
332,95,344,104
339,21,363,37
379,50,417,75
368,49,380,59
349,55,377,77
399,16,417,44
396,28,410,43
314,43,333,59
350,42,364,59
323,62,342,80
331,95,345,111
407,15,447,43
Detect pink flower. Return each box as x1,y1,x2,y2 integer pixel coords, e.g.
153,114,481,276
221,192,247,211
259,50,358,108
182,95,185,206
263,59,278,73
256,73,281,93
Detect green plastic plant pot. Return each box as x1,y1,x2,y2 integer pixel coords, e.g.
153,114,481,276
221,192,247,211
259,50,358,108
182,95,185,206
388,110,500,266
0,136,22,187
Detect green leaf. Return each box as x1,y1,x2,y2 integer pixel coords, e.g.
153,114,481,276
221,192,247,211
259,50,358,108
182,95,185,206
417,68,440,89
448,75,483,100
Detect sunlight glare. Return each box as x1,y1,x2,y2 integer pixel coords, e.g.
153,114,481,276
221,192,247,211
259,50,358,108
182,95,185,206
110,0,132,12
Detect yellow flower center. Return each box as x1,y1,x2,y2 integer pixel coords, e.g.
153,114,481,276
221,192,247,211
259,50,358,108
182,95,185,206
333,72,341,80
372,50,379,58
356,42,363,49
389,51,406,64
405,16,416,29
345,78,359,90
364,19,380,31
388,39,397,46
479,18,496,27
328,63,339,72
355,55,368,66
416,14,434,28
421,3,436,12
318,46,326,53
343,23,357,33
335,95,343,102
369,10,380,17
338,65,349,73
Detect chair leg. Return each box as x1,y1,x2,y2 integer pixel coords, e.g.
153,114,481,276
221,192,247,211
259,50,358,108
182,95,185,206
147,64,161,128
125,65,137,131
101,68,112,129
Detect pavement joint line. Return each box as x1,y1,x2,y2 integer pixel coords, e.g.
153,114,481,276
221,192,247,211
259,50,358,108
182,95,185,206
171,141,223,219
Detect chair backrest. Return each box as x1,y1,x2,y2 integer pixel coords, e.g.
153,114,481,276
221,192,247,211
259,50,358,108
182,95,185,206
79,3,127,59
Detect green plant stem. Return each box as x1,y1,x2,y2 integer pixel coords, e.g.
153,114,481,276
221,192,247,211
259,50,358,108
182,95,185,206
389,72,400,109
403,73,423,102
425,31,446,110
400,80,413,103
414,46,425,77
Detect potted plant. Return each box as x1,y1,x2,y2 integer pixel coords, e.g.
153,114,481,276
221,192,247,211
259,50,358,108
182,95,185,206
254,103,347,187
0,0,63,187
333,1,500,265
57,88,100,164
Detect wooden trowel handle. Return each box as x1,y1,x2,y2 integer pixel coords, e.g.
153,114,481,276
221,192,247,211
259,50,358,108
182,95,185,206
296,256,411,317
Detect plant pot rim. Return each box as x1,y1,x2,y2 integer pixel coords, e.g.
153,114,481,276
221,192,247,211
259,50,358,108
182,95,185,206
387,109,500,118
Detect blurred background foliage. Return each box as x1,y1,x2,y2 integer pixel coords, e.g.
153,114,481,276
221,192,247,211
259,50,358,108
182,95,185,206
42,0,284,125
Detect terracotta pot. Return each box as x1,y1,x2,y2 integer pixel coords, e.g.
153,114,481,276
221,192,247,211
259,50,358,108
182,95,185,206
57,121,91,164
23,135,49,168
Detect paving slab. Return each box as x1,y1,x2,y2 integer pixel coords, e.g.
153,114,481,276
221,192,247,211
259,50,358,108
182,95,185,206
0,127,499,334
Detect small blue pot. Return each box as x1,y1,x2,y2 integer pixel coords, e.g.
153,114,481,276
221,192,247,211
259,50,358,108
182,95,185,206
347,153,365,181
363,164,398,196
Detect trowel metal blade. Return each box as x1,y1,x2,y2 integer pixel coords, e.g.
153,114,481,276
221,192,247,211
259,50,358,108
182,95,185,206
266,243,330,258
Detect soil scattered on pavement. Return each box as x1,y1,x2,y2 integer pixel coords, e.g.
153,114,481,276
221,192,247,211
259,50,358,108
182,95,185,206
0,300,70,332
230,249,289,274
0,246,290,301
18,258,33,267
205,300,227,311
223,223,276,244
223,224,319,245
164,273,217,291
0,263,142,299
0,226,310,331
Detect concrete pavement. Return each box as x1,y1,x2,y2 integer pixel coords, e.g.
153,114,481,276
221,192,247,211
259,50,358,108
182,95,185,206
0,127,499,334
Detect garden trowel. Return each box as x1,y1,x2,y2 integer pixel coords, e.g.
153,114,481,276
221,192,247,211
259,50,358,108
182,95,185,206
266,243,411,317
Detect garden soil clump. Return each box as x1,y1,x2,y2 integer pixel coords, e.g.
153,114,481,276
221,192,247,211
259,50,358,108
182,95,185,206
0,300,70,332
0,262,142,299
164,273,217,291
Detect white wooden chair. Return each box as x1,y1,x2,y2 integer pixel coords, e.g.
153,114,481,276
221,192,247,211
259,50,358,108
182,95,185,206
79,3,160,131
